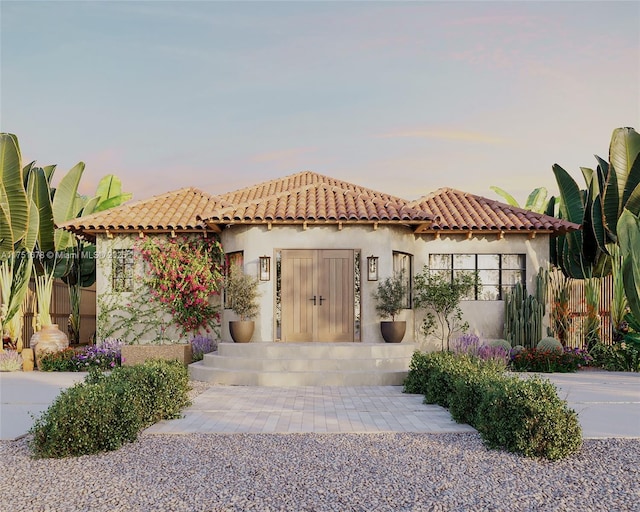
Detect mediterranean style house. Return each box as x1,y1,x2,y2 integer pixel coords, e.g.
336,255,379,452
61,171,578,352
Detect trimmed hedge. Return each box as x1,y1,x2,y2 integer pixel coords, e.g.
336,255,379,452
403,352,582,460
29,360,191,458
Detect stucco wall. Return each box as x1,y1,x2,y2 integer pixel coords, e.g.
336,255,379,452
412,232,550,351
95,234,222,344
94,227,551,350
221,224,551,349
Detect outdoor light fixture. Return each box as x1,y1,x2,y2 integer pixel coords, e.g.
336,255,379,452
259,255,271,281
367,255,378,281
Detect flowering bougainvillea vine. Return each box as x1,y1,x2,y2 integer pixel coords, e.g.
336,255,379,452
137,234,224,336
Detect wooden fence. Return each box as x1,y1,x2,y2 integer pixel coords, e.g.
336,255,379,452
554,271,614,348
22,280,96,348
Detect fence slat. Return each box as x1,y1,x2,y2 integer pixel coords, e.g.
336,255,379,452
549,269,614,348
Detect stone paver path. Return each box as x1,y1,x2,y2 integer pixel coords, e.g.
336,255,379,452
145,386,476,435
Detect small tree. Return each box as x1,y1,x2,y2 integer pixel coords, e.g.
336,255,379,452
226,265,260,321
413,266,476,351
373,272,407,321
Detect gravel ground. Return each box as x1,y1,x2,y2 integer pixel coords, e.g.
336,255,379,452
2,380,638,511
1,433,638,511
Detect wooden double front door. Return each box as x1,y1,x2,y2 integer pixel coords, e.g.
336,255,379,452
280,249,354,342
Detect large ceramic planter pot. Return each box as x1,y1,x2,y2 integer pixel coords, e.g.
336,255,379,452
121,343,193,366
380,321,406,343
31,324,69,369
229,321,255,343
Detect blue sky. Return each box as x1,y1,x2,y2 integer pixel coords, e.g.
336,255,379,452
1,1,638,205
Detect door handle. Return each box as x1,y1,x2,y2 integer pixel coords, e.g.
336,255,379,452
309,296,316,305
319,296,325,305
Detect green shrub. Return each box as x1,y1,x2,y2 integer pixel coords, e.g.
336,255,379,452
510,347,592,373
39,348,77,372
475,375,582,460
403,351,439,395
29,360,191,458
449,366,503,425
404,350,583,460
590,341,640,372
537,337,563,354
404,351,471,407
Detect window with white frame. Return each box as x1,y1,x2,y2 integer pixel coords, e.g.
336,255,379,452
112,249,134,292
392,251,412,308
429,253,526,301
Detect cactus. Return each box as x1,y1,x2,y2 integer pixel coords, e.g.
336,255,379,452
537,336,563,354
489,339,512,351
510,345,525,357
504,268,547,349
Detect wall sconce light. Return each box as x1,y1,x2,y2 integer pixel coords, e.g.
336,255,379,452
259,255,271,281
367,255,378,281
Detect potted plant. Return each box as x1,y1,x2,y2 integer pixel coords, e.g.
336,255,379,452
31,272,69,368
373,272,407,343
226,264,260,343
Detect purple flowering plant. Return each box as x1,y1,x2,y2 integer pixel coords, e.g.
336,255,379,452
74,338,123,370
191,335,216,362
452,334,510,366
40,338,123,372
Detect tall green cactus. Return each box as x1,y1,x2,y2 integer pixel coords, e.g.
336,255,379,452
504,268,547,349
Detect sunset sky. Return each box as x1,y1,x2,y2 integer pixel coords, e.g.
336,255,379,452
2,1,638,206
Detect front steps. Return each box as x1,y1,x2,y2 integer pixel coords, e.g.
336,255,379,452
189,342,417,386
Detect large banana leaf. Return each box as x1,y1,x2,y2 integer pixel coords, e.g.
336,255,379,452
618,209,640,322
28,168,55,254
94,193,132,212
0,199,12,260
0,133,28,247
489,186,519,207
581,167,594,190
524,187,548,213
622,152,640,209
52,161,85,251
553,164,584,224
23,177,39,252
42,164,56,184
591,194,608,254
609,127,640,212
22,161,36,188
95,174,122,202
602,164,619,239
5,251,32,322
80,196,100,217
594,155,609,196
625,182,640,216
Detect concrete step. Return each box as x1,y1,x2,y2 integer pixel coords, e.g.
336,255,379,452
189,342,416,387
216,342,416,359
189,363,409,386
201,354,411,372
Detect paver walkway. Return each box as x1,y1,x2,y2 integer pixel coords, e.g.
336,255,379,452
145,386,475,435
2,370,638,440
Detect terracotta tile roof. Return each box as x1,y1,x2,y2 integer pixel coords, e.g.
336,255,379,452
59,174,578,240
198,171,432,224
58,188,219,240
409,188,580,234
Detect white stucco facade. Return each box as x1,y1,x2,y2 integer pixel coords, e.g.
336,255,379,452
218,223,552,351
